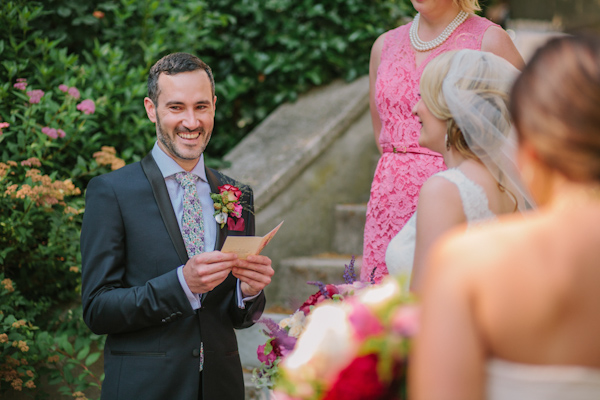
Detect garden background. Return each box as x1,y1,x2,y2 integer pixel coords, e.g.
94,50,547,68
0,0,414,398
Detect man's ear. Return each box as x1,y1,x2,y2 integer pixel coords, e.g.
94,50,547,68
213,95,217,112
144,97,157,123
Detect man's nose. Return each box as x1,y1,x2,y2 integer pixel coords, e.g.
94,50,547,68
181,109,200,130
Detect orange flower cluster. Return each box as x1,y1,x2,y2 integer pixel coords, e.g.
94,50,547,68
73,391,89,399
0,356,35,391
93,146,125,170
1,278,15,293
12,340,29,352
0,161,17,178
4,168,81,207
11,320,27,329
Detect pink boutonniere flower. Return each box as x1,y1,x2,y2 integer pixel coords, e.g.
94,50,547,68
210,184,246,231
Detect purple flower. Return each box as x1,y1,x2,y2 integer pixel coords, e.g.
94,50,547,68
58,84,69,92
27,89,44,104
76,99,95,115
42,126,58,139
14,78,27,90
343,255,357,284
67,87,81,99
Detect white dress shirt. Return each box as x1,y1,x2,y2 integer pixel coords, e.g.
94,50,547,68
151,142,256,309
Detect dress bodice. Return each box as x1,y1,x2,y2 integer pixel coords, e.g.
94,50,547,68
385,168,496,279
375,14,495,150
487,359,600,400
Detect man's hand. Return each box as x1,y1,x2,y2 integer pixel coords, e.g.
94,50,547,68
232,255,274,297
182,251,238,294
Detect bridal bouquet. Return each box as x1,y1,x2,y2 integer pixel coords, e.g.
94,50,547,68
273,277,418,400
253,257,369,389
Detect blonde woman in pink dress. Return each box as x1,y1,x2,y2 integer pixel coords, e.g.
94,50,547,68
361,0,524,282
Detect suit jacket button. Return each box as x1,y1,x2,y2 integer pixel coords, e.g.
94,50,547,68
165,317,171,322
192,348,200,357
176,311,182,316
161,318,167,323
170,313,177,318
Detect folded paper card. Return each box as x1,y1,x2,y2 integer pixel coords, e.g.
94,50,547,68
221,221,284,259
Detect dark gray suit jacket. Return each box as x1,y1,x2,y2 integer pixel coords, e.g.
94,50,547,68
81,152,265,400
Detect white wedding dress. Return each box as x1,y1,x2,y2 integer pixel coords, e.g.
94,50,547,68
487,359,600,399
385,168,496,279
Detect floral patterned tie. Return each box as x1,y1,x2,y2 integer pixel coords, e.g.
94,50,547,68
175,172,205,258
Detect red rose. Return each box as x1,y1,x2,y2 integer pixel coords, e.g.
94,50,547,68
323,354,386,400
298,284,340,315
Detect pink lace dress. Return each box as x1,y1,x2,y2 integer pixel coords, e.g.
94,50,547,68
362,15,497,283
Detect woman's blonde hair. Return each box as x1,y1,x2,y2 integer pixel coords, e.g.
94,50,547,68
420,50,512,161
455,0,481,14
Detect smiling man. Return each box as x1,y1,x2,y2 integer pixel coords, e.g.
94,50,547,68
80,53,274,400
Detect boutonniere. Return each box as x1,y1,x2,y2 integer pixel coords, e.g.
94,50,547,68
210,184,246,231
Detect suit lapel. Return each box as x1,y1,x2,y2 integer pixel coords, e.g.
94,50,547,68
205,166,228,251
141,153,189,265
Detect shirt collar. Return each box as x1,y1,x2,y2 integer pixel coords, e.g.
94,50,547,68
151,141,207,182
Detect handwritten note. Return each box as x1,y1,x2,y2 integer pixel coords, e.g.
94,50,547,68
221,221,284,259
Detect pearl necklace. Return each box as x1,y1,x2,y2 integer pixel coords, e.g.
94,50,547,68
409,10,469,52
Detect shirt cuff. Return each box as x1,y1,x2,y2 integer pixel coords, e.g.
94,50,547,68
236,279,261,309
177,266,201,310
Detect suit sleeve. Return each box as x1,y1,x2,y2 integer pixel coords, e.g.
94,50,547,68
80,175,194,335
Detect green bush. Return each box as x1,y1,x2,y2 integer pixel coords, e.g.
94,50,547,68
0,0,413,397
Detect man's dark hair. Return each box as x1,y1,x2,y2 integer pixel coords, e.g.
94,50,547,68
147,52,215,104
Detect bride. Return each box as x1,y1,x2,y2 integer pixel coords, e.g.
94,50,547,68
412,35,600,400
385,49,531,290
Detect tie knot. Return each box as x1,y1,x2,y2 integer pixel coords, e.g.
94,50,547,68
175,172,199,188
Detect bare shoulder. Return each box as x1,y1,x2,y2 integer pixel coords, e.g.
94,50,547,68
370,31,388,60
481,25,524,69
426,213,531,279
418,175,463,209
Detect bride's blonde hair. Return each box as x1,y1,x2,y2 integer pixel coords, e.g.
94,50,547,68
419,50,512,161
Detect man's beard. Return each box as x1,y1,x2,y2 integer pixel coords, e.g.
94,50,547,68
156,114,211,161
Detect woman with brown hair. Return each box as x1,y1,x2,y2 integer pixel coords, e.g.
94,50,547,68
412,35,600,400
362,0,523,283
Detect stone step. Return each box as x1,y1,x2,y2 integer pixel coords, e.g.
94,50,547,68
276,255,362,310
332,203,367,255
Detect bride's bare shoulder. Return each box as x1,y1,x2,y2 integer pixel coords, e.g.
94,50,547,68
426,212,542,277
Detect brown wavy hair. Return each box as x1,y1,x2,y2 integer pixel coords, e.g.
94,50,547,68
510,35,600,183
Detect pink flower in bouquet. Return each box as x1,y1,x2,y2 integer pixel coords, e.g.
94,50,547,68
77,99,96,114
391,305,420,337
298,284,340,316
258,342,279,366
58,84,69,92
57,129,66,138
348,301,384,341
323,354,386,400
